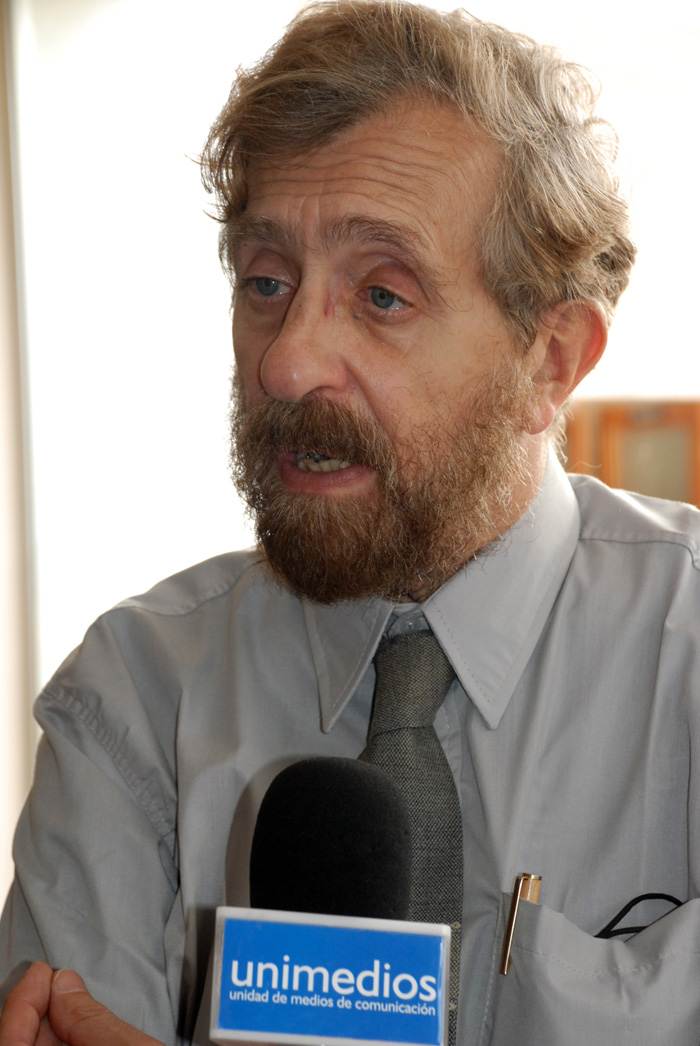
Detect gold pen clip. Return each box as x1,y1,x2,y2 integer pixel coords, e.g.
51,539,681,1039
500,872,541,975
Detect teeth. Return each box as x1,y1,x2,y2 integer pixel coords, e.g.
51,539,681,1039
296,452,352,473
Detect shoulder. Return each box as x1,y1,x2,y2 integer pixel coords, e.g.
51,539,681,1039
115,547,270,617
37,550,295,778
42,548,296,699
568,472,700,568
59,548,291,658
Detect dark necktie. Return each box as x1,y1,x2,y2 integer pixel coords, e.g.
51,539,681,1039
360,629,463,1046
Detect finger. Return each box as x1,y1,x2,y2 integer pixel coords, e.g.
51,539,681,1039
49,970,163,1046
0,962,61,1046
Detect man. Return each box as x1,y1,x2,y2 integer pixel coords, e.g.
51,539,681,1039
2,2,699,1044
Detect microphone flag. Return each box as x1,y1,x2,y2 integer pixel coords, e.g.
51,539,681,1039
210,905,450,1046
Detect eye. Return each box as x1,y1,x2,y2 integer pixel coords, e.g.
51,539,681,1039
254,277,284,297
369,286,407,310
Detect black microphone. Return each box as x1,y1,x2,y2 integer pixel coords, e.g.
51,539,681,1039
211,759,450,1045
249,756,412,921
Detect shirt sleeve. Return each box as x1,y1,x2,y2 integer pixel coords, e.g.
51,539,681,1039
0,611,185,1044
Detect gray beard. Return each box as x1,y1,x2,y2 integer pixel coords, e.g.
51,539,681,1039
229,361,535,604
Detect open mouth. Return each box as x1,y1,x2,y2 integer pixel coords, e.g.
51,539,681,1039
296,452,353,473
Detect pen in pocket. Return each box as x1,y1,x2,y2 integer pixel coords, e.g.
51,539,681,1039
500,872,542,975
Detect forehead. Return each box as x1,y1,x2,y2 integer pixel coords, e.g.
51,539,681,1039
237,100,500,266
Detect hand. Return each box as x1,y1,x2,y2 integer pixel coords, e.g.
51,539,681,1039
0,962,54,1046
0,963,164,1046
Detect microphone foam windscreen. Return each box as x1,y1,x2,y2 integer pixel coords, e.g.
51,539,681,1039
250,757,411,921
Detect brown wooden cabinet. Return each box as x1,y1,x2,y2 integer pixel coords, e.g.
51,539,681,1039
564,401,700,506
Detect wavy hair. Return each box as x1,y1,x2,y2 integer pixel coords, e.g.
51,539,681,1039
201,1,636,347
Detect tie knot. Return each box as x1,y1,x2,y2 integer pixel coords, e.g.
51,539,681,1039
369,630,456,735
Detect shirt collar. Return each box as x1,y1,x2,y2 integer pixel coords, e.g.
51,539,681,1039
303,594,394,732
304,450,580,732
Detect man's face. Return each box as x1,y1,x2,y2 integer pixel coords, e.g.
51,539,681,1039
230,100,540,603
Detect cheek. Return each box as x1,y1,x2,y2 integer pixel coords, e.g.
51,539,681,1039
359,350,458,436
233,311,265,392
233,346,264,411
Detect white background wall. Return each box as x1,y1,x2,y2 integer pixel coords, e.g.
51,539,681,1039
2,0,699,900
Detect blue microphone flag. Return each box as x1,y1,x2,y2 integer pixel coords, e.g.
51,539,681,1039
210,906,450,1046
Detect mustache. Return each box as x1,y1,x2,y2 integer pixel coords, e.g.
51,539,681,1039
233,395,396,472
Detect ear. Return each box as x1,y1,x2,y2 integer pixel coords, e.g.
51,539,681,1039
525,301,607,435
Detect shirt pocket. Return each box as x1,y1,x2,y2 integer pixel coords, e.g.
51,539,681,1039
483,893,700,1046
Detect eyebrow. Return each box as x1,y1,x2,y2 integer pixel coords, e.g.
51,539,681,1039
228,213,450,294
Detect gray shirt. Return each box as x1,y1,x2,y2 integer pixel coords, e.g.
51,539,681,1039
3,452,700,1045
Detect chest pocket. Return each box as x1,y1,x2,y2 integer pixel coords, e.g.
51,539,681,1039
481,894,700,1045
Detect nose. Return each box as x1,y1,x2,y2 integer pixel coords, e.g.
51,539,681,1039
259,291,350,404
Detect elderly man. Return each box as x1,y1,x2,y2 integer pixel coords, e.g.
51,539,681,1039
2,3,699,1045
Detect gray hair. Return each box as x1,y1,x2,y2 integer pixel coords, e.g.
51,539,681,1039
202,0,636,347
